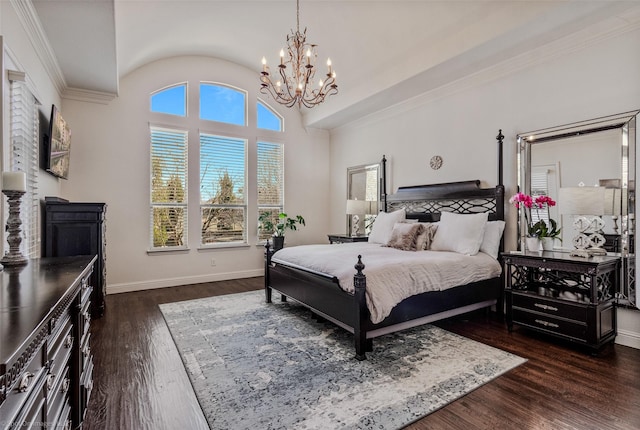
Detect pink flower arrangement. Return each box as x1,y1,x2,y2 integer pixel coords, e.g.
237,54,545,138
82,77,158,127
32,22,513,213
509,193,561,239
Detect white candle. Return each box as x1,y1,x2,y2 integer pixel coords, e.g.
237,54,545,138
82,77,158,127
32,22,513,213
2,171,27,192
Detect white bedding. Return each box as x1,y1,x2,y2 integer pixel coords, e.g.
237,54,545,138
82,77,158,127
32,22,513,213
271,243,502,324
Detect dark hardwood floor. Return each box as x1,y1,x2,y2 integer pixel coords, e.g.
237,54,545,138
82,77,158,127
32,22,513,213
84,278,640,430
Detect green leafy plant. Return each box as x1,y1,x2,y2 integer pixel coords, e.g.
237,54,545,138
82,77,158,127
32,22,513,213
509,192,561,239
259,212,305,237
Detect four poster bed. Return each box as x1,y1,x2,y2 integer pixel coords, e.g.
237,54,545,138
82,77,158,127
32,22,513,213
265,132,506,360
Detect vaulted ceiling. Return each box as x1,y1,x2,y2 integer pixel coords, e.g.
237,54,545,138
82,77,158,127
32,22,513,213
30,0,640,129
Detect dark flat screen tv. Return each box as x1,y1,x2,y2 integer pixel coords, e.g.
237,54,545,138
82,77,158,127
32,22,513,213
46,104,71,179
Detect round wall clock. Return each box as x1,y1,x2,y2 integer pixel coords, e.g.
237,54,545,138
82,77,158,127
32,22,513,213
430,155,443,170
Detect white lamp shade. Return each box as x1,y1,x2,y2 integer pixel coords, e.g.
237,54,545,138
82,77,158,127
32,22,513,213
346,199,368,215
559,187,606,215
346,199,377,215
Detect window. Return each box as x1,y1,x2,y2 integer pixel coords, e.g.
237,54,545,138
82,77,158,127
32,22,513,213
531,164,558,225
151,84,187,116
149,80,284,250
200,83,246,126
150,126,188,249
257,100,283,131
9,72,40,258
200,134,247,245
257,142,284,240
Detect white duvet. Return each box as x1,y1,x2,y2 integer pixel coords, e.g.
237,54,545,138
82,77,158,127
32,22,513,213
271,243,502,324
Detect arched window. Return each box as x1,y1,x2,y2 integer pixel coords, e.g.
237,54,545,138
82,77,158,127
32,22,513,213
257,100,283,131
149,81,283,250
150,83,187,116
200,83,246,126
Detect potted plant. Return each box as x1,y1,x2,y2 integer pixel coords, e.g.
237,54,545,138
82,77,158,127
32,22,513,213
259,212,306,250
509,193,561,251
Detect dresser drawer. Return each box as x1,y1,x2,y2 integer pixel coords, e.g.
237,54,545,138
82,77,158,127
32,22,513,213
48,316,73,360
512,308,587,341
8,366,47,430
79,287,93,339
46,366,70,422
512,293,587,322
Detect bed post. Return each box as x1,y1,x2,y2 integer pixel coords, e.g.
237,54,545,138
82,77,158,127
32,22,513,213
353,255,369,361
496,129,504,187
381,155,388,212
264,240,272,303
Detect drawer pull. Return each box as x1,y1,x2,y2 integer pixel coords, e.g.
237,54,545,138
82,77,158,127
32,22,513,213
83,311,91,321
18,372,34,392
86,379,93,392
62,378,70,393
46,373,56,391
535,319,560,329
83,345,91,357
534,303,559,312
64,334,74,348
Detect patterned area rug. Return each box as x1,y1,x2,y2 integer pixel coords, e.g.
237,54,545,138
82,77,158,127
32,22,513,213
160,290,525,430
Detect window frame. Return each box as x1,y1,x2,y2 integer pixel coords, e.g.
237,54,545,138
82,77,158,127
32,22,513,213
257,140,285,242
199,132,248,247
149,124,189,251
8,71,40,258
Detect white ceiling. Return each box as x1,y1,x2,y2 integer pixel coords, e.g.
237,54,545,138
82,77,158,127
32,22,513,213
31,0,640,129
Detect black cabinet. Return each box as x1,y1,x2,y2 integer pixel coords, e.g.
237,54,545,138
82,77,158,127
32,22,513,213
503,250,619,351
44,200,107,318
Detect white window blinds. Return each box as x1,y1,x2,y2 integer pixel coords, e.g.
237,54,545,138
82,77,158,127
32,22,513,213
200,133,247,245
257,141,284,240
150,126,188,249
9,72,40,258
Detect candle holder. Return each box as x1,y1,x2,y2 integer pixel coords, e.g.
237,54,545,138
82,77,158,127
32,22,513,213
1,190,28,266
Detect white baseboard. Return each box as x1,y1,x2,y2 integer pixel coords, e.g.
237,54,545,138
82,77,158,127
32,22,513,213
615,328,640,350
106,269,264,295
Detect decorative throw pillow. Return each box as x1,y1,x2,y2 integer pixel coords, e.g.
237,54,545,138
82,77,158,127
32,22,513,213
430,211,489,255
368,209,406,244
415,222,438,250
385,222,424,251
479,220,506,259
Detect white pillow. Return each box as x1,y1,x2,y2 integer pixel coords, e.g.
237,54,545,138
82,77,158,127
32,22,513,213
480,221,505,260
430,211,488,255
479,220,506,259
368,209,406,244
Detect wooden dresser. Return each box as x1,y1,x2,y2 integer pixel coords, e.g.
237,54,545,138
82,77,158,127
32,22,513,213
0,256,96,430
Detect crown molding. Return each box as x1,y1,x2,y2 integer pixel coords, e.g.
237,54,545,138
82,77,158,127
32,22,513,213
63,87,117,105
10,0,66,97
331,9,640,134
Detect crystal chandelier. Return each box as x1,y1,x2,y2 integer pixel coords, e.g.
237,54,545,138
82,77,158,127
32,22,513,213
260,0,338,108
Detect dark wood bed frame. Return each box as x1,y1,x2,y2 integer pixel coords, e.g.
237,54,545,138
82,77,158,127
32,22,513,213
265,131,506,360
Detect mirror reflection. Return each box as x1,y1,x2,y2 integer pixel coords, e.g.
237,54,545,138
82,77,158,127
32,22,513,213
347,161,381,236
517,110,638,307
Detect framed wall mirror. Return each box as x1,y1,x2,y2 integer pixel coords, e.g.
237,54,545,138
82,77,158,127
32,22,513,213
517,110,638,307
346,159,384,236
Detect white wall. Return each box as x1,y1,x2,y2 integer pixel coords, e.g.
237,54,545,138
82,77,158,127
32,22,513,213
1,2,63,221
61,56,330,293
329,28,640,348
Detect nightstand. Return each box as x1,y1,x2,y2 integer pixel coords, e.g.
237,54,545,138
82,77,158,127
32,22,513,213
502,250,620,351
327,234,369,244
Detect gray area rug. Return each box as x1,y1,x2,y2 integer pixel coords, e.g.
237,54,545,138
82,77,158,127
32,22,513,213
160,290,526,430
